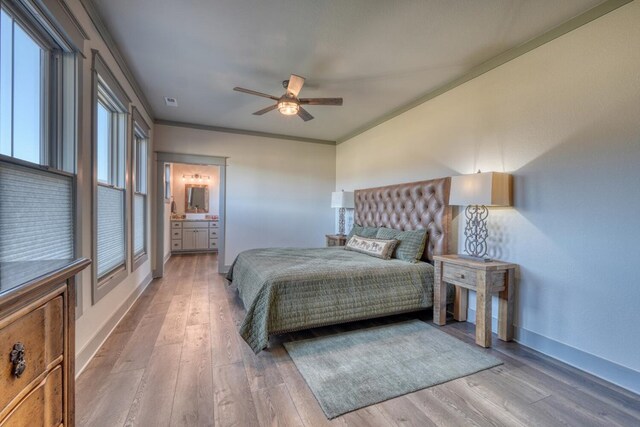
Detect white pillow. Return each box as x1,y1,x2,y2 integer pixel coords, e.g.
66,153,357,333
344,236,398,260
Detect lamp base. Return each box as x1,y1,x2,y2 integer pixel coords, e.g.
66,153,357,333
463,205,490,259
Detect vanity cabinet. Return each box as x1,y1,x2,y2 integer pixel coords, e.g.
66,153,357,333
171,220,219,253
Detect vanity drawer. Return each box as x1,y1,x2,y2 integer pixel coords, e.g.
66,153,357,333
209,239,219,249
183,221,208,229
442,264,476,288
171,241,183,250
2,364,63,427
209,228,219,238
0,296,63,415
171,229,182,239
210,221,219,229
171,221,182,229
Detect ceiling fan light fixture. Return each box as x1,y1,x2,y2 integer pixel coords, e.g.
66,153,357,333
277,99,299,116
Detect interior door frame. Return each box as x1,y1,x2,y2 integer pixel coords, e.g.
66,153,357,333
153,152,227,277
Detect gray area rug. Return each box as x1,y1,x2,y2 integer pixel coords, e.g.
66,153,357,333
284,320,502,419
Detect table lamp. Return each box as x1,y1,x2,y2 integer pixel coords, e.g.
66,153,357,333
331,190,354,236
449,171,512,261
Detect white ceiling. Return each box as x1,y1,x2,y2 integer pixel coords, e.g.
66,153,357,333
92,0,603,141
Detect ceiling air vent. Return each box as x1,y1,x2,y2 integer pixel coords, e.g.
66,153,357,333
164,97,178,107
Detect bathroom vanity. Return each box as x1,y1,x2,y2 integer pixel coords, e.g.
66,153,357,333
171,219,219,253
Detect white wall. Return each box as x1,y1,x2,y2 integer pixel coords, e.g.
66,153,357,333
337,2,640,392
154,125,336,266
65,0,155,372
170,163,220,215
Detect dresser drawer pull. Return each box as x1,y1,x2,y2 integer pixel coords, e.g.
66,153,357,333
455,273,465,279
9,342,26,378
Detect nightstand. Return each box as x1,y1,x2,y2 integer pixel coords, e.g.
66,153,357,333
433,255,517,348
326,234,348,247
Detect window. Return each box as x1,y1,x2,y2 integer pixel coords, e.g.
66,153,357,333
132,114,149,266
0,1,77,264
0,3,76,172
164,163,171,200
93,52,129,295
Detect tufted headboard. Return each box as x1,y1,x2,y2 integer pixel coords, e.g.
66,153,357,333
354,177,451,262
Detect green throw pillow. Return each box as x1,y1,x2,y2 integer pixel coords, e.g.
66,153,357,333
347,224,379,240
376,227,428,263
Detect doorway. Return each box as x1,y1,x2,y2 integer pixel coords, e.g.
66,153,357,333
154,152,227,277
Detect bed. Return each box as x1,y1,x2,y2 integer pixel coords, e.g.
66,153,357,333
226,177,453,353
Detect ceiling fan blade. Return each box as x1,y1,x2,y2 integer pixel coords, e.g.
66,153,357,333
297,107,314,122
286,74,305,97
299,97,343,106
233,87,279,100
253,104,278,115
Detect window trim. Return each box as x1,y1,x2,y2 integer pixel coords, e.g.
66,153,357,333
131,107,149,271
91,50,129,303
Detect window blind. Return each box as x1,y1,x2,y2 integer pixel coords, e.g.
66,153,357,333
133,193,145,256
97,184,125,277
0,162,74,261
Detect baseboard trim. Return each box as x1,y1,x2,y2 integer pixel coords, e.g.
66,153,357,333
75,272,153,377
466,308,640,394
164,251,171,264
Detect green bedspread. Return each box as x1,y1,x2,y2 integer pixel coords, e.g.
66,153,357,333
227,247,452,353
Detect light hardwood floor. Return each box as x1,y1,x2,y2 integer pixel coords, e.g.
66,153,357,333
77,254,640,427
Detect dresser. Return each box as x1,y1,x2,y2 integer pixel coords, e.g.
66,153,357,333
171,220,219,253
0,258,90,427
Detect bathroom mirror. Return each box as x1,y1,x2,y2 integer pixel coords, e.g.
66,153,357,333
185,184,209,213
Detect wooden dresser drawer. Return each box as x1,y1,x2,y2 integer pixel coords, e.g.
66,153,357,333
1,364,62,427
442,264,476,288
0,296,63,415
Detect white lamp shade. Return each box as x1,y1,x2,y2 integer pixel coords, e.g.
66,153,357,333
449,172,512,207
331,191,354,208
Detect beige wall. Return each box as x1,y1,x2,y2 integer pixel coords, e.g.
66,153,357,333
337,2,640,392
154,125,336,266
170,164,220,215
64,0,155,373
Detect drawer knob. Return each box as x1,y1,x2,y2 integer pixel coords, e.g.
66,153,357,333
9,342,26,378
456,273,465,279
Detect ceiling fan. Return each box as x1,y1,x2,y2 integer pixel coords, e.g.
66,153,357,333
233,74,343,121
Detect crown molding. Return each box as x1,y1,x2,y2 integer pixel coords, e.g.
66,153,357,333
79,0,154,118
154,119,336,146
336,0,633,144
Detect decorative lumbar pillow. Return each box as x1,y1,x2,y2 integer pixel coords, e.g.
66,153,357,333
347,224,379,240
376,227,428,263
344,235,398,260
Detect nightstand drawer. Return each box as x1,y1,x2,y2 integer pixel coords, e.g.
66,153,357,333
442,264,476,288
171,229,182,239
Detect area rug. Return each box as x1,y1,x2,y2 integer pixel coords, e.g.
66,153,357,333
283,320,502,419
